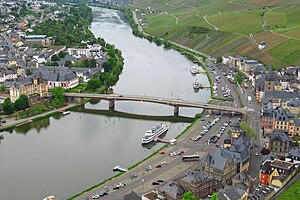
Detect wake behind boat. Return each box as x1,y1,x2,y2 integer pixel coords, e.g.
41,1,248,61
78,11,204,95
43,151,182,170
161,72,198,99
142,124,169,144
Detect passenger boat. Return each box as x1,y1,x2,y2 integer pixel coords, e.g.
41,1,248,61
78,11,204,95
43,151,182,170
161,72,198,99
142,124,169,144
190,65,197,74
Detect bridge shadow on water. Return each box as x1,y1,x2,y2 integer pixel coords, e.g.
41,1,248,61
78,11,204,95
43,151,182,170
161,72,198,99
71,105,195,123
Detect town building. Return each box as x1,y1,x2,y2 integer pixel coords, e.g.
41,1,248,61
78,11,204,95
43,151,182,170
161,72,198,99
122,191,141,200
23,35,54,47
248,184,275,200
286,147,300,166
5,76,48,102
218,183,248,200
38,67,79,89
269,131,292,156
232,172,254,192
205,148,237,185
259,159,296,187
158,181,184,200
258,41,267,50
176,170,216,199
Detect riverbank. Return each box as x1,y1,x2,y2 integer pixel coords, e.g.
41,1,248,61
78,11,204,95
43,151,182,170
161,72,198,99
0,103,81,132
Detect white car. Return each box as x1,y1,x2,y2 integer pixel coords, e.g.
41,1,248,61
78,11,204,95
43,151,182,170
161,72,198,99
255,152,259,156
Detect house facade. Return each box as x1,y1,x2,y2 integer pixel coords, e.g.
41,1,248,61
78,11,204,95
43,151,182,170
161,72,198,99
8,76,48,102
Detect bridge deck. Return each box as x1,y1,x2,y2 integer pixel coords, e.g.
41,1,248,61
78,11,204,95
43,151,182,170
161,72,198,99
64,93,247,114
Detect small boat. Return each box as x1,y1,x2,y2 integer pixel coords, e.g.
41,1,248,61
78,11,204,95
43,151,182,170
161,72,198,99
190,65,197,74
193,79,202,89
113,165,128,172
0,134,4,140
43,196,56,200
62,111,70,115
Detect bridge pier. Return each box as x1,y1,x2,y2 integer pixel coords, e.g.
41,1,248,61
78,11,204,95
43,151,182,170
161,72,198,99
66,96,74,103
207,109,212,115
109,100,115,110
74,97,83,103
174,106,179,116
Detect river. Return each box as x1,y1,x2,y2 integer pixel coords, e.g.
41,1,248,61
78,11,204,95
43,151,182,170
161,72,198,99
0,7,210,200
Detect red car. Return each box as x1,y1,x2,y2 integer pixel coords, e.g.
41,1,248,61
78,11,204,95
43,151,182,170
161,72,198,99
159,151,166,155
156,164,162,168
63,104,68,107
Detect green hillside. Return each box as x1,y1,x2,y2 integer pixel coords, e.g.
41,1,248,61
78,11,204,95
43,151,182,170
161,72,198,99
131,0,300,68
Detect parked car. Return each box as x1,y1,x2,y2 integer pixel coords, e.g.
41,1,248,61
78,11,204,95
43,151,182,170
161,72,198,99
156,164,162,168
112,185,119,190
152,182,160,185
92,195,100,199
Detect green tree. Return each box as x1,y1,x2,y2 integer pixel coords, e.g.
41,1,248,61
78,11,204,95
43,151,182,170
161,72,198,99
97,37,106,47
0,85,6,92
51,54,59,62
235,71,244,84
240,121,257,139
26,69,32,76
51,87,65,107
89,59,97,68
216,56,223,63
14,94,30,111
87,78,101,91
58,51,66,59
210,192,218,200
181,192,196,200
65,60,72,67
3,98,15,115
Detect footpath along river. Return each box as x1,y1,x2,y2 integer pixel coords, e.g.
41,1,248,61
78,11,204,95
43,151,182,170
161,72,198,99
0,7,210,200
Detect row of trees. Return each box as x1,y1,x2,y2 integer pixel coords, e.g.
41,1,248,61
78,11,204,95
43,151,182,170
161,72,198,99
3,95,30,115
99,43,124,87
122,8,168,48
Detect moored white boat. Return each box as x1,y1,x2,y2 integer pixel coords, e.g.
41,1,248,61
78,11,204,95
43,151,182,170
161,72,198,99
190,65,197,74
43,196,56,200
193,79,202,89
62,111,70,115
142,124,169,144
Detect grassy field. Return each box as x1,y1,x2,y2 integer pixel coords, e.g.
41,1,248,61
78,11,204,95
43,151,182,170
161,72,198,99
207,12,263,35
269,39,300,66
132,0,300,67
285,27,300,40
277,176,300,200
265,12,286,25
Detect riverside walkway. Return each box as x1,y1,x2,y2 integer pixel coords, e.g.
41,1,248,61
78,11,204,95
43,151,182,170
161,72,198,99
64,92,248,115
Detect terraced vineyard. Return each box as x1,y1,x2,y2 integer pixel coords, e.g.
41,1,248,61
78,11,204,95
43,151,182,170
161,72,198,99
131,0,300,68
